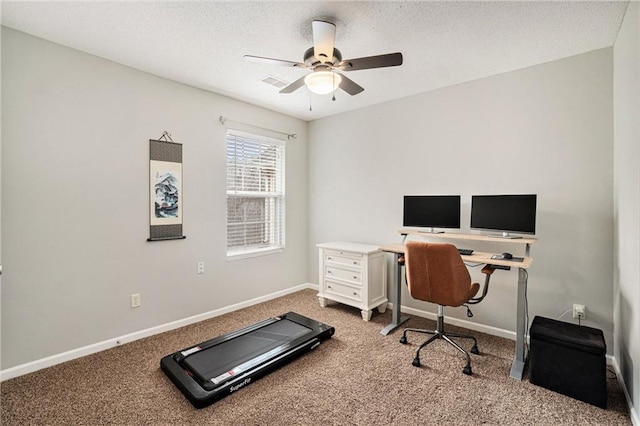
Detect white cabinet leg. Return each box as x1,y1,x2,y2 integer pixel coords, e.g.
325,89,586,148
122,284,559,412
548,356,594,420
318,296,327,308
361,309,373,321
377,303,387,314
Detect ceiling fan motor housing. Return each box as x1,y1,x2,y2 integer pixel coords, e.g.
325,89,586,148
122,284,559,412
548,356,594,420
304,47,342,68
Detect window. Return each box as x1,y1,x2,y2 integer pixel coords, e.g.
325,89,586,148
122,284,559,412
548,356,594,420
226,129,285,258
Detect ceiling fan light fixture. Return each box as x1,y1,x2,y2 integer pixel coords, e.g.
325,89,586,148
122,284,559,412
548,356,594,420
304,71,342,95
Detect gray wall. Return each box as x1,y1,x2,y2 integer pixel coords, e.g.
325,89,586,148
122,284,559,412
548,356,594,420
2,18,637,413
1,28,309,369
308,48,615,349
613,0,640,416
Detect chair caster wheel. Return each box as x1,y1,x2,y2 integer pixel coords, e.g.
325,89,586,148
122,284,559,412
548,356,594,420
412,357,421,367
399,336,407,344
463,365,472,375
471,345,479,355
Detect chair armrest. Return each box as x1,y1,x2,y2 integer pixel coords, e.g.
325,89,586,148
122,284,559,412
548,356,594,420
467,265,494,304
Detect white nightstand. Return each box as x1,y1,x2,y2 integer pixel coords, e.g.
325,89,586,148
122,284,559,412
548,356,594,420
317,242,387,321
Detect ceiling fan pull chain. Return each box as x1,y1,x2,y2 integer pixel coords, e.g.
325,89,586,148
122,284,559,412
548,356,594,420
332,73,336,101
309,93,313,111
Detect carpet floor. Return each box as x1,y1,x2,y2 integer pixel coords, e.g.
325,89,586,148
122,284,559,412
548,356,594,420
1,289,631,425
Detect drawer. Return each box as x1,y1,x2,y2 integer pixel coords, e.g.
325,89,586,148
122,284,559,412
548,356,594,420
324,250,363,268
325,266,361,284
324,280,362,302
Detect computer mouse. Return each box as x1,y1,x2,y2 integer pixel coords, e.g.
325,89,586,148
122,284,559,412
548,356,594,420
502,252,513,260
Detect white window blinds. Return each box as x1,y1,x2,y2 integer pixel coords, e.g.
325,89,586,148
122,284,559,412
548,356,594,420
226,130,285,257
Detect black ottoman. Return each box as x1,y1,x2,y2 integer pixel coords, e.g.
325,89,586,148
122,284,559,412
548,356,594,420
529,316,606,408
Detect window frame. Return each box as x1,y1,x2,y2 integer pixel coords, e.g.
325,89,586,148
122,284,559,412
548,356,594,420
225,128,286,260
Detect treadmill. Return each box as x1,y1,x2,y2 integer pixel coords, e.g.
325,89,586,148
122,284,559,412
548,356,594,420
161,312,335,408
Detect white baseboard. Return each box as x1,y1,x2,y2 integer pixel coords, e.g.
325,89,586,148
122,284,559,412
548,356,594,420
388,302,517,341
0,283,318,382
609,356,640,425
4,286,637,426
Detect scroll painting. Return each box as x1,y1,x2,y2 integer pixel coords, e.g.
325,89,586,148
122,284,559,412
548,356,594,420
148,139,185,241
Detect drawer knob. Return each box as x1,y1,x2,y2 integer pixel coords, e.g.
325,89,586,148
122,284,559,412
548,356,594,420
328,285,332,289
353,292,357,296
327,257,333,260
328,270,332,274
353,261,358,265
353,276,358,280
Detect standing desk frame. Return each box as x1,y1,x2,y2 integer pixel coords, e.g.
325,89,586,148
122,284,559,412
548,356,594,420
379,230,535,380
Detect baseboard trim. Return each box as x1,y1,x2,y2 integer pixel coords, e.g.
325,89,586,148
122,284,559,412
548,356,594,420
0,283,318,382
389,302,517,341
609,356,640,425
5,284,636,425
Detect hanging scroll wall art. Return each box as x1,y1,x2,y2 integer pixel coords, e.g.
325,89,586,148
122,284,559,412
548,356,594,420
148,134,186,241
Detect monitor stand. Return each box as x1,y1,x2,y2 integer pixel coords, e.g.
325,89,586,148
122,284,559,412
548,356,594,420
418,227,444,234
488,232,523,239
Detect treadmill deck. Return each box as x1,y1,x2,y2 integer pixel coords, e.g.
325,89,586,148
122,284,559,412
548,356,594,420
161,312,334,408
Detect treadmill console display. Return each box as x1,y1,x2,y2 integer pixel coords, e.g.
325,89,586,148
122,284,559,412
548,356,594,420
160,312,335,408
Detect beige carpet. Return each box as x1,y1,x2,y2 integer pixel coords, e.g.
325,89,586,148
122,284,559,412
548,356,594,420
1,289,631,425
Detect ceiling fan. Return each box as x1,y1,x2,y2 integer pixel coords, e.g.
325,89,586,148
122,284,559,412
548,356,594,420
244,20,403,96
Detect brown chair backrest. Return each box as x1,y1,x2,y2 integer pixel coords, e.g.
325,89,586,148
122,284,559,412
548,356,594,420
405,241,480,307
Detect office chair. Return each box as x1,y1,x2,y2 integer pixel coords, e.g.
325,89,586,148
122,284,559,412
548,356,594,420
399,241,494,375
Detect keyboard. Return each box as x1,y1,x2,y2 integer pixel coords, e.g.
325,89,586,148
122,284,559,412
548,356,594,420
457,248,474,256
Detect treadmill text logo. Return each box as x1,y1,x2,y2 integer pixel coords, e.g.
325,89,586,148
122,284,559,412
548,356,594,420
230,378,251,393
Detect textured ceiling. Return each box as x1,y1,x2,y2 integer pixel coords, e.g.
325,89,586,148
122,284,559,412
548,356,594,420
1,1,630,121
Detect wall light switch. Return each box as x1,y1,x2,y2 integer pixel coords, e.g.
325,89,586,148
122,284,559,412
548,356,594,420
197,261,205,274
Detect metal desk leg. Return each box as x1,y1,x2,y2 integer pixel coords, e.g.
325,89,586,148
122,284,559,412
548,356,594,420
380,253,410,335
510,268,528,379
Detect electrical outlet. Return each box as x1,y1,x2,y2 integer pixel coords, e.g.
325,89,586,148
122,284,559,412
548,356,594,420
573,303,585,319
197,261,205,274
131,293,141,308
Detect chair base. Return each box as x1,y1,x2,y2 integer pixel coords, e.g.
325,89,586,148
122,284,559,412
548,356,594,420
400,306,478,375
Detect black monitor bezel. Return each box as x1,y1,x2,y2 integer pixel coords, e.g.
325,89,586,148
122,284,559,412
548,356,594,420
402,195,461,230
470,194,537,235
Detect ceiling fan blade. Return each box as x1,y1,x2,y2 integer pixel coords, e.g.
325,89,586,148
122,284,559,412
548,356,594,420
337,52,403,71
312,20,336,64
279,75,307,94
338,74,364,96
243,55,307,68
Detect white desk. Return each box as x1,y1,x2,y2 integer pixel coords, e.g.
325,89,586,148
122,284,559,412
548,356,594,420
379,229,536,380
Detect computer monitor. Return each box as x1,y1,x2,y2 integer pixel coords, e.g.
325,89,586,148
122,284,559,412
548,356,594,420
470,194,537,238
403,195,461,233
